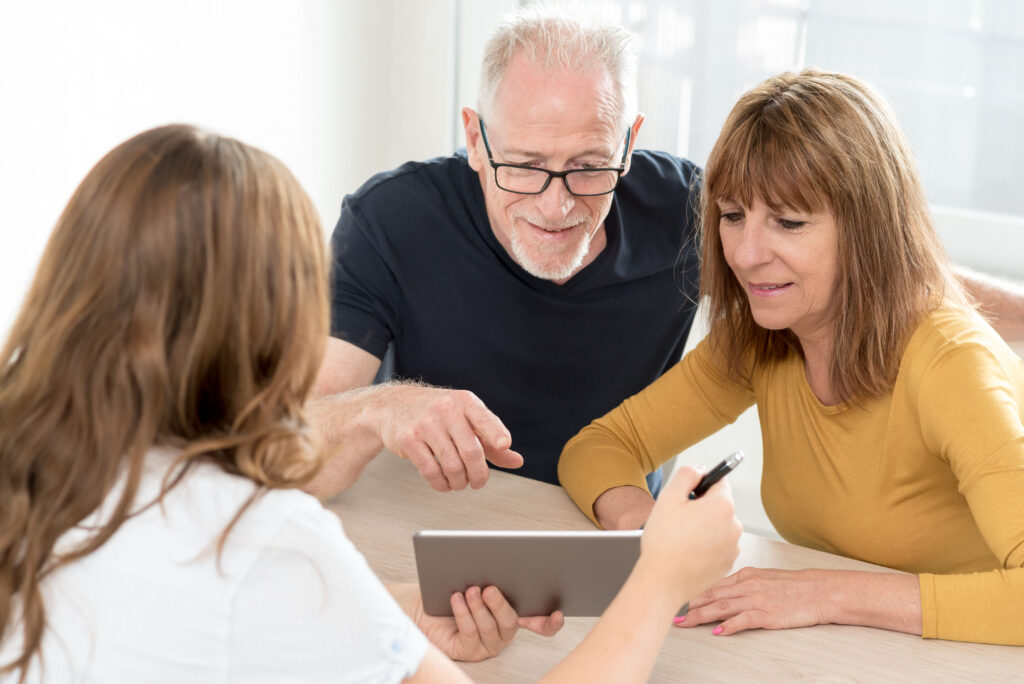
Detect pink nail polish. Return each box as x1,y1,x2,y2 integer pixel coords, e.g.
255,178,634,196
712,626,724,635
673,616,685,625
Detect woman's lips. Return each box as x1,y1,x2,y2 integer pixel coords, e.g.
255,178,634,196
748,282,793,297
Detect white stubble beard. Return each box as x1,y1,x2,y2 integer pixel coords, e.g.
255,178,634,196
507,212,596,282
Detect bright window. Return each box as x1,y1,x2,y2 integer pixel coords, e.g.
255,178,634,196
520,0,1024,226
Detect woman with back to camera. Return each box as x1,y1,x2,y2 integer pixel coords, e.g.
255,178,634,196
0,124,741,683
559,69,1024,645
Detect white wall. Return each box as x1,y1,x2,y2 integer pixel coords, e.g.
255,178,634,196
0,0,465,338
933,207,1024,281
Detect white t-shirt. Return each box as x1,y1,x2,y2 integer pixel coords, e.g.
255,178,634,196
1,448,427,683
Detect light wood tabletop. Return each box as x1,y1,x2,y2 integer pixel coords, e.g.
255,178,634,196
326,452,1024,683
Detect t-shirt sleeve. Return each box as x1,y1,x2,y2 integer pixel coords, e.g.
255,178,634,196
228,506,428,682
916,340,1024,645
559,337,756,526
329,197,400,359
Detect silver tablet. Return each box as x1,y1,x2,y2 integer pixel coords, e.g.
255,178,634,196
414,529,646,617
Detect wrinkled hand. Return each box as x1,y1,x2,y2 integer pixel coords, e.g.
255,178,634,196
377,386,524,492
414,585,564,662
677,567,831,635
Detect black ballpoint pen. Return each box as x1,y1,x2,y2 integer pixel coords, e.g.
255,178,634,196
689,452,744,499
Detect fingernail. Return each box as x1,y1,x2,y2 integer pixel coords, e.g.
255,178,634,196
712,626,724,635
673,616,685,625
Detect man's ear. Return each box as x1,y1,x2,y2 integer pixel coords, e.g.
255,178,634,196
462,107,484,172
621,113,645,176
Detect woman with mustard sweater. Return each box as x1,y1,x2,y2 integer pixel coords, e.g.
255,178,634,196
559,69,1024,646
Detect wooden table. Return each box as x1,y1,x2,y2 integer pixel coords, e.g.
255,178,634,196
326,452,1023,683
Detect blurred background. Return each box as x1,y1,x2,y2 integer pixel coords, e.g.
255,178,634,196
2,0,1022,536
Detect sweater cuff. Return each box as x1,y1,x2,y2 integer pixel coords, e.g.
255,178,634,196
918,573,938,639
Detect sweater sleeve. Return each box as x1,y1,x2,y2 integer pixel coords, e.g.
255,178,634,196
558,337,755,525
916,339,1024,645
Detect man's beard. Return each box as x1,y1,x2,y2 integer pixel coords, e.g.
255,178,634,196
508,212,595,282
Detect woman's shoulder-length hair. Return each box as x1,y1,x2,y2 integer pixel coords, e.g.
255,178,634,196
699,69,969,403
0,124,329,679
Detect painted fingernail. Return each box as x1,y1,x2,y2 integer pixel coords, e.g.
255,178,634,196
673,616,686,625
712,626,724,635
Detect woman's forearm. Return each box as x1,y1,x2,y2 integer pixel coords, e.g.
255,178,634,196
821,570,922,635
538,564,685,684
592,485,656,530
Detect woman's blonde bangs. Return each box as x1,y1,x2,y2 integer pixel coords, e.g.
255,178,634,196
706,98,833,218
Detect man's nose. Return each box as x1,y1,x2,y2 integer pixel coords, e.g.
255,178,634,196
533,176,575,221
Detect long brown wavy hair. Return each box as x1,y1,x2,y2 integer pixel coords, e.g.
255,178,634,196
700,69,970,402
0,124,328,678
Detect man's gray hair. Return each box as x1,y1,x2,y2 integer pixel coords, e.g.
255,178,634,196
477,6,638,134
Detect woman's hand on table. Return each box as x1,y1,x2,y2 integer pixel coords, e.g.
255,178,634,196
676,567,831,634
391,583,564,662
675,567,921,636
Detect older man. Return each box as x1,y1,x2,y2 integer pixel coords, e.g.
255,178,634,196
309,9,697,495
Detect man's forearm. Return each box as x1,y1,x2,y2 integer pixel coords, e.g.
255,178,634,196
303,385,392,498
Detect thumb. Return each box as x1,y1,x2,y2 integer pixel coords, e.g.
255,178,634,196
518,611,564,637
484,446,524,469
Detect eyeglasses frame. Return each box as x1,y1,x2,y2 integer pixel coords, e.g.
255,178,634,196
477,117,631,197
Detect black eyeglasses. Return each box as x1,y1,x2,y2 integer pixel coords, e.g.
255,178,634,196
478,118,630,196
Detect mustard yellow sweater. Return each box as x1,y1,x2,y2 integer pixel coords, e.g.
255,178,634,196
559,308,1024,645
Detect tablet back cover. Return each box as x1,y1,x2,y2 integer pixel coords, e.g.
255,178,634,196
413,530,642,617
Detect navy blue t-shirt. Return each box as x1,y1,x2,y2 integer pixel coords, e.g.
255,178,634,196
330,149,701,485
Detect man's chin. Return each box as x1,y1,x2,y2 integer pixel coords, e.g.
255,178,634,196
509,229,592,282
515,251,584,282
